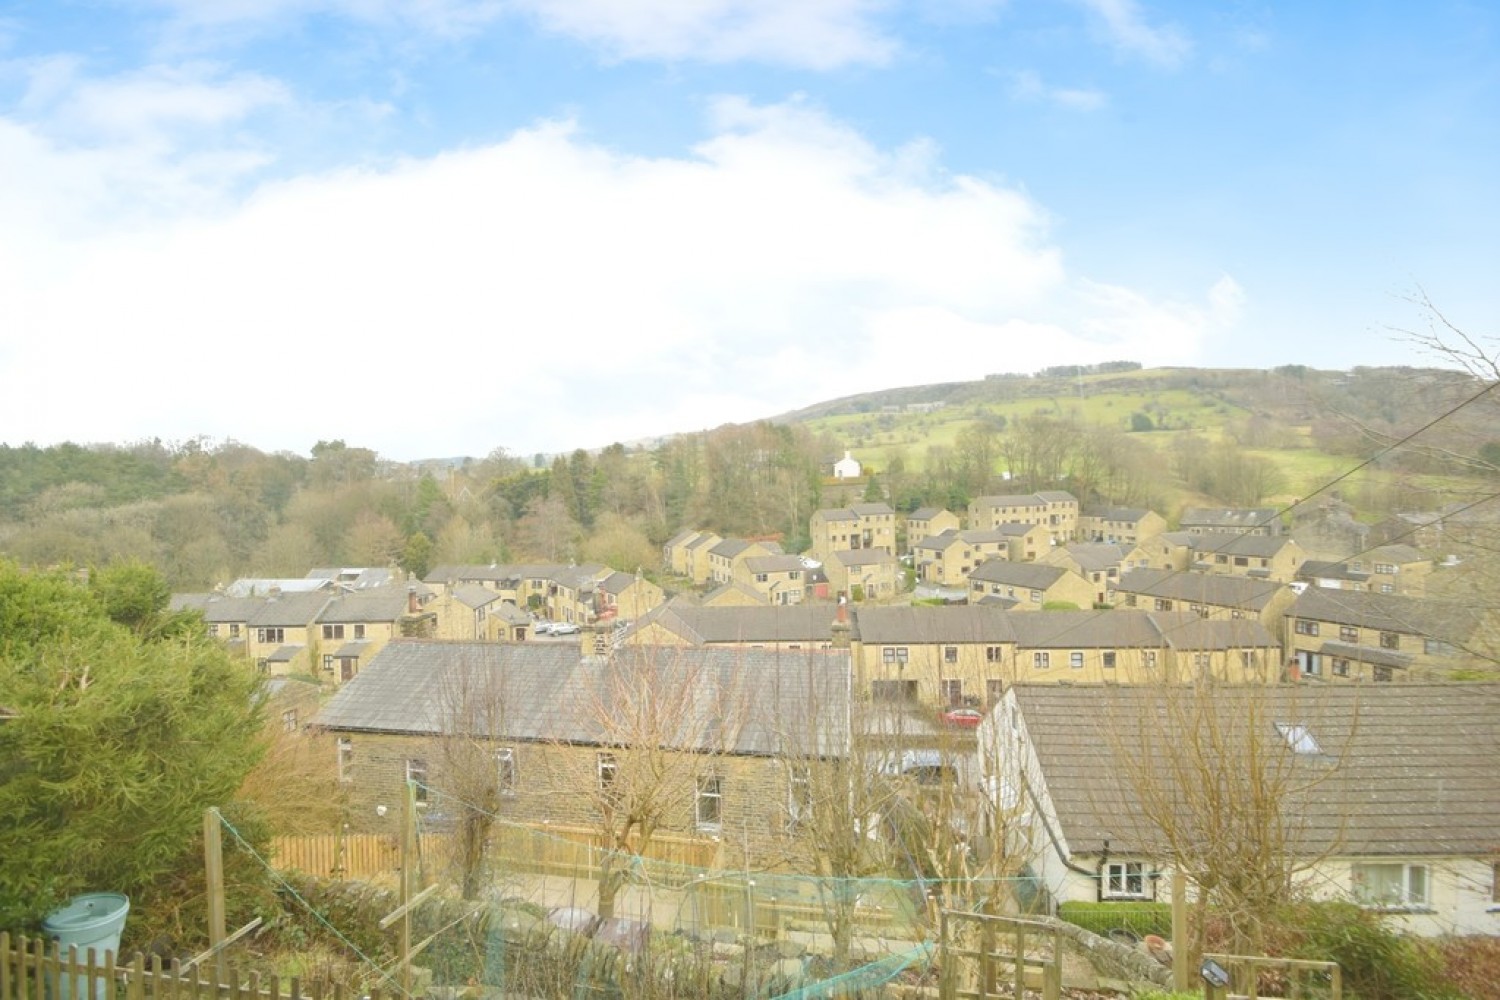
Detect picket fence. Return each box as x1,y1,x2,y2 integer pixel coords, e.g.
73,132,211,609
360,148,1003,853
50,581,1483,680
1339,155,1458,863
0,934,383,1000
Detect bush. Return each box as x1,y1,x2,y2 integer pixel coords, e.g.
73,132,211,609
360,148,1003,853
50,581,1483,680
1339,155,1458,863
1058,901,1171,939
1269,902,1461,1000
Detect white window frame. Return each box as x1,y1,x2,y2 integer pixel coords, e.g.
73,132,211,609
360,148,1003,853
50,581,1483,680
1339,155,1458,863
597,751,618,796
1033,651,1050,670
337,737,353,783
1352,862,1430,910
1069,651,1084,670
695,774,723,831
787,765,811,828
1104,861,1149,899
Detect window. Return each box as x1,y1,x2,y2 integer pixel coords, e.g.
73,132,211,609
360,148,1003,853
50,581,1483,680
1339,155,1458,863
322,624,345,640
882,646,909,664
1069,651,1084,669
1102,651,1116,670
1234,556,1249,567
1029,590,1042,603
1214,554,1227,565
1352,863,1429,909
1143,650,1157,670
787,766,811,827
1123,593,1138,607
496,748,517,795
1294,620,1319,636
1380,632,1400,650
255,658,269,673
940,679,963,706
944,645,958,664
322,654,335,672
1189,603,1207,618
1332,657,1350,677
354,624,366,639
597,752,618,796
1424,638,1455,656
755,573,768,583
1033,652,1050,670
1374,562,1396,575
1380,584,1395,594
406,759,429,803
228,623,241,638
1154,598,1173,612
985,645,1003,663
986,679,1005,704
207,624,220,637
256,627,285,644
1340,626,1359,642
1373,665,1393,683
282,708,298,733
337,738,353,782
1105,861,1148,899
695,775,723,830
1274,722,1321,755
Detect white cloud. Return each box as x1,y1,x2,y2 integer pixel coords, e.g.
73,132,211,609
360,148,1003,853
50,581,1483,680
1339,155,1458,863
0,97,1236,459
1007,70,1107,111
1073,0,1190,68
504,0,897,68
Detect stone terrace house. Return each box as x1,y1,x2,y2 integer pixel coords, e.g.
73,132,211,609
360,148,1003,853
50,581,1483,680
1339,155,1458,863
733,554,807,605
968,492,1078,546
967,561,1093,610
827,548,902,602
621,602,845,651
904,508,961,551
1111,568,1296,631
911,529,1016,587
1192,533,1306,584
177,589,333,676
1041,543,1150,607
1348,544,1432,596
313,640,852,870
983,683,1500,936
853,607,1280,707
1178,506,1284,536
1076,506,1166,547
423,563,616,626
707,538,782,586
314,587,419,683
808,503,897,558
1285,586,1489,682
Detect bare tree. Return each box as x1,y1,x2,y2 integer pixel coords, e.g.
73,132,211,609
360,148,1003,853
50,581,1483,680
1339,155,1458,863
1099,683,1351,957
557,646,752,919
431,657,512,900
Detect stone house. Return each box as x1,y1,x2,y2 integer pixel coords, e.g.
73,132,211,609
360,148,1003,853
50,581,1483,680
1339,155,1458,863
1076,506,1167,546
1284,587,1489,682
1111,568,1296,632
968,492,1078,546
966,561,1093,610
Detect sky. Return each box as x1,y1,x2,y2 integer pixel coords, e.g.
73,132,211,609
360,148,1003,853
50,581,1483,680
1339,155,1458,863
0,1,1496,462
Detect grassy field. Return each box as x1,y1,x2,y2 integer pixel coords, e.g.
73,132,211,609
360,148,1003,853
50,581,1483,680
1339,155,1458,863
798,374,1480,517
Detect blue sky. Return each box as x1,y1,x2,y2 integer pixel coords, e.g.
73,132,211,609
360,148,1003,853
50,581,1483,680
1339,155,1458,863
1,1,1495,460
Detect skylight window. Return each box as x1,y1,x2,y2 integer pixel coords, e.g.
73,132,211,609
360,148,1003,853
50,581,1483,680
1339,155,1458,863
1274,722,1321,755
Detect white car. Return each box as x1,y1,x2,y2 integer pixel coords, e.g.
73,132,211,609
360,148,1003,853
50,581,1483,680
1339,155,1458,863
531,621,555,635
551,622,581,636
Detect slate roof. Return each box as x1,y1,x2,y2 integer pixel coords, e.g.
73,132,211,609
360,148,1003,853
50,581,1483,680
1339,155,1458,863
1298,561,1370,583
319,588,411,623
710,539,753,559
1114,568,1286,612
908,507,949,521
1009,683,1500,858
1081,505,1152,522
1194,534,1297,558
1179,507,1281,531
1056,543,1128,573
620,604,845,645
453,583,504,609
743,555,806,573
857,606,1018,644
314,640,851,758
685,533,721,551
972,493,1050,509
850,503,895,517
968,561,1071,589
1288,587,1481,641
247,591,335,628
814,508,858,522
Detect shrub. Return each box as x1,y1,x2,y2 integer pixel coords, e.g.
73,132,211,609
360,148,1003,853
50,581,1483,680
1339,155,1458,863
1058,901,1171,939
1269,902,1461,1000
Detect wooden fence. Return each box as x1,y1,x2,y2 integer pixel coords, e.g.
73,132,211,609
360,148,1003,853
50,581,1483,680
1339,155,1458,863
271,824,721,884
0,935,383,1000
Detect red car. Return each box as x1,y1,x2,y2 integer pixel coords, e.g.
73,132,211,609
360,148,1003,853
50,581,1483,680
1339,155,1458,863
938,707,983,728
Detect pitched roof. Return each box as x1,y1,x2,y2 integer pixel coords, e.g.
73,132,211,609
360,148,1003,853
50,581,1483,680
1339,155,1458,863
1288,587,1480,641
452,583,504,609
620,604,844,644
1115,568,1286,611
314,640,851,758
743,555,806,573
968,561,1071,589
1195,534,1297,558
833,549,898,568
1298,561,1370,583
908,507,949,521
850,503,895,516
1009,683,1500,858
1055,543,1128,573
247,591,335,627
857,606,1018,644
1081,505,1152,522
1179,506,1280,529
319,588,411,623
710,538,753,558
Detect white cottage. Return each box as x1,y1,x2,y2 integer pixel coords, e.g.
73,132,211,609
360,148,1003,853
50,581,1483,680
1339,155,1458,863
833,450,862,480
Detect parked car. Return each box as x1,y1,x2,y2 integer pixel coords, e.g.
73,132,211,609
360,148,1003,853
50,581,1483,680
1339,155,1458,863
551,622,581,635
531,621,555,635
938,707,983,728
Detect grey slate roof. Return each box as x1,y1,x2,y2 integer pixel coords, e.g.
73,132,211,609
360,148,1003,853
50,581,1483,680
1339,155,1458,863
908,507,948,521
620,604,845,645
1288,588,1482,645
1298,561,1370,583
710,539,754,559
1057,543,1128,573
834,549,898,568
1081,505,1151,522
743,555,806,573
319,588,411,623
850,503,895,517
968,561,1071,589
1195,534,1296,558
453,583,504,609
1010,683,1500,858
1179,507,1280,530
1115,568,1286,612
314,640,851,758
857,606,1018,644
247,591,335,628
